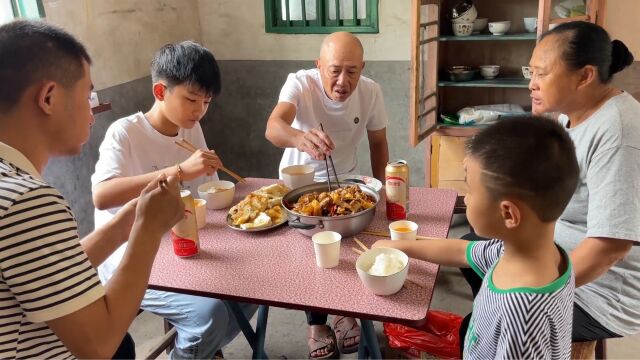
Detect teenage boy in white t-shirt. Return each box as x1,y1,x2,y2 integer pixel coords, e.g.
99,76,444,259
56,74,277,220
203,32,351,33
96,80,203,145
92,41,257,359
265,31,390,359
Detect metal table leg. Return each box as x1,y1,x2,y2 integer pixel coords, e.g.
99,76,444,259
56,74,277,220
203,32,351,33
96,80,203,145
358,319,382,359
225,301,269,359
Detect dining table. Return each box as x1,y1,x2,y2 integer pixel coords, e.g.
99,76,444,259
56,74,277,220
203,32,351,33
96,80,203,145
148,178,457,359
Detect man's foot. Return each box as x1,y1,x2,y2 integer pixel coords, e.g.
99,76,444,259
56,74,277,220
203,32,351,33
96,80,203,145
308,324,338,359
332,316,360,354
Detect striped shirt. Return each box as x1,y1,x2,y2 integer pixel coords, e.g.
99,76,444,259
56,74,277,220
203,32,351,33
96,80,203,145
464,240,574,360
0,143,105,359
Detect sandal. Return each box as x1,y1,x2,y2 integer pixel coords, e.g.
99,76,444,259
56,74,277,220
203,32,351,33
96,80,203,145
332,316,360,354
308,325,339,359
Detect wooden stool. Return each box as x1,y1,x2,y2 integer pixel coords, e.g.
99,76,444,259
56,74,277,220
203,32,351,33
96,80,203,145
572,339,607,360
143,316,177,360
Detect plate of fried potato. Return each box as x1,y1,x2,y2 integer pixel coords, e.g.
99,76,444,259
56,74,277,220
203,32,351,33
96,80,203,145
226,184,290,232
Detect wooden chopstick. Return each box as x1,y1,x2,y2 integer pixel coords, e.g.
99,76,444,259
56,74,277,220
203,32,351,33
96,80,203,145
361,230,439,241
353,237,369,252
351,247,364,255
173,139,247,184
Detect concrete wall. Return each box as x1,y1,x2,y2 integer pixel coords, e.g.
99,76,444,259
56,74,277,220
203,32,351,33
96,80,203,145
43,0,202,90
197,0,411,61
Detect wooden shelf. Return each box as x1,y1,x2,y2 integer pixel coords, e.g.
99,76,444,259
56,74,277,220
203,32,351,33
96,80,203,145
439,33,537,41
91,103,112,115
438,78,530,88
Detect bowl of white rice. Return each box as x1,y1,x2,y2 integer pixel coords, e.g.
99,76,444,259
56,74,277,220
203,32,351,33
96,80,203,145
355,247,409,295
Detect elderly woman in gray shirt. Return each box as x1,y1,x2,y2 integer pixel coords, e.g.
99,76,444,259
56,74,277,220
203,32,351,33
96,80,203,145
528,21,639,342
460,21,639,346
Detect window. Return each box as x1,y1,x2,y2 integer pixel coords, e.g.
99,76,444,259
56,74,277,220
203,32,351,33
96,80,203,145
264,0,378,34
0,0,45,25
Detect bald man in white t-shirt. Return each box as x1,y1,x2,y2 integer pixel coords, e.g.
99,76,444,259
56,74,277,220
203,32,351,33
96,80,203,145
265,32,389,359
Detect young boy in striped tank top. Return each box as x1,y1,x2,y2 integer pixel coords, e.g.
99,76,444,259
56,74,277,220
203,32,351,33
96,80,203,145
374,116,579,359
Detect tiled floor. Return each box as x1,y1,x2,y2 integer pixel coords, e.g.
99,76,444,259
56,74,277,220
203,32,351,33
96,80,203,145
130,216,640,359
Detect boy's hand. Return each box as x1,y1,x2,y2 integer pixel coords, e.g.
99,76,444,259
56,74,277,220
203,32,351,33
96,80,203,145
372,240,397,249
134,174,184,238
180,149,222,180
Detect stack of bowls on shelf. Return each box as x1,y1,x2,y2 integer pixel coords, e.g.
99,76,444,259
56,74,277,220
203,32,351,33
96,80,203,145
451,0,477,37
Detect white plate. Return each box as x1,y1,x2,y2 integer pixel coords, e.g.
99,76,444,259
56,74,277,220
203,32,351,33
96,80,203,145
336,174,383,192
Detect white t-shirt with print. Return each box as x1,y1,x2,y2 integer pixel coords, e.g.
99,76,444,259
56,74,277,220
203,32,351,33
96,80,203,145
277,68,388,180
91,112,217,284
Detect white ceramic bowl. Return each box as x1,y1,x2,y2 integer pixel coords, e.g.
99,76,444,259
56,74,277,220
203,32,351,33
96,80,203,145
480,65,500,79
452,22,473,37
488,21,511,35
524,17,537,33
281,165,315,190
356,247,409,296
197,180,235,210
522,66,533,79
451,4,477,24
472,17,488,33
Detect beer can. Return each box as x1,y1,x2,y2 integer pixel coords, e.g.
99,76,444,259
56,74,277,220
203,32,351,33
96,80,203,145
385,160,410,220
171,190,200,257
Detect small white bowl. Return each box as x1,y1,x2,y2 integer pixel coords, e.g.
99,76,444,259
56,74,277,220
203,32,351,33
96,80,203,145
488,21,511,35
451,4,477,24
197,180,235,210
472,17,488,33
480,65,500,79
524,17,537,33
452,22,473,37
281,165,315,190
522,66,533,79
356,247,409,296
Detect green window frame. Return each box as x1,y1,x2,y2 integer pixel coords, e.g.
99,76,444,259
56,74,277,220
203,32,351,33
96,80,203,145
264,0,379,34
0,0,45,25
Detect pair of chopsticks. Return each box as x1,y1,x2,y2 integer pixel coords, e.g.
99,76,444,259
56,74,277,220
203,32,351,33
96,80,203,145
319,123,340,191
361,230,439,241
350,237,422,289
174,138,247,184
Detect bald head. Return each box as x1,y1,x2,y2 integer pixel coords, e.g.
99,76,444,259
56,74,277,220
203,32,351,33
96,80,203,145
319,32,364,62
316,32,365,102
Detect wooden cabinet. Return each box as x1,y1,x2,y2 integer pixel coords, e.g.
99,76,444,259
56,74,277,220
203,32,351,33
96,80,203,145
409,0,606,201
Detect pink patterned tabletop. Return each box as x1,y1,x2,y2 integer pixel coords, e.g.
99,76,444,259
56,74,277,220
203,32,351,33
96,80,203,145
148,178,457,326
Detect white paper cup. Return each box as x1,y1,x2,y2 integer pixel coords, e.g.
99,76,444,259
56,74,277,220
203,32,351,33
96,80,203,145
194,199,207,229
389,220,418,241
281,165,315,189
311,231,342,268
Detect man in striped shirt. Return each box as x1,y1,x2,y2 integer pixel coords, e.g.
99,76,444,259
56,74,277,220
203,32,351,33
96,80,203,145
0,20,184,359
375,117,579,359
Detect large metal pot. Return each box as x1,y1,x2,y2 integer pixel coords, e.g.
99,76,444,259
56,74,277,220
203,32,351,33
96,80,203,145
282,182,379,237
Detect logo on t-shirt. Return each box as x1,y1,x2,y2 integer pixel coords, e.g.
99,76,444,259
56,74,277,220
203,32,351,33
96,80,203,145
354,117,360,124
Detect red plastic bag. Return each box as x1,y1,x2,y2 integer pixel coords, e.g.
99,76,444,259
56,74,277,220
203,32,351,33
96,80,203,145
384,310,463,359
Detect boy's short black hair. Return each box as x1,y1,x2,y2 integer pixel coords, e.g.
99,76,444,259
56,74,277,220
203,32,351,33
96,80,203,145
151,41,221,97
466,116,579,222
0,20,91,112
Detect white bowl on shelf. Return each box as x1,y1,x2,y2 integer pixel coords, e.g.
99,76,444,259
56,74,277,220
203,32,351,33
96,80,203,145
452,22,474,37
480,65,500,79
488,21,511,35
524,17,537,33
451,3,478,24
522,66,533,79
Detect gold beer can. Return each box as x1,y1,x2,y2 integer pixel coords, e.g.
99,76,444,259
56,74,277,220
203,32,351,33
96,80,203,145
171,190,200,257
385,160,409,220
